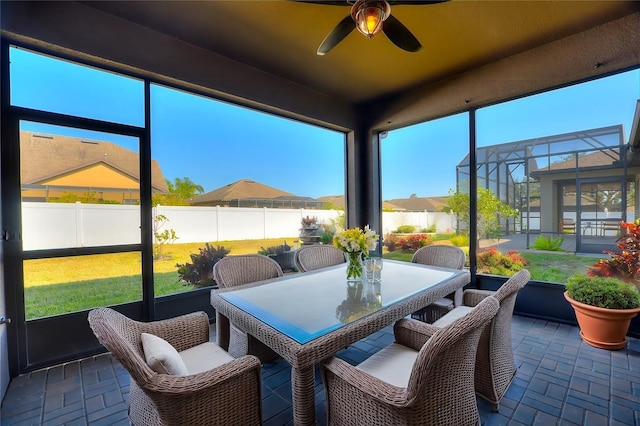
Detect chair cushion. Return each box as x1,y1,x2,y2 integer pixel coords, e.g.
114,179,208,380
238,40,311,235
356,343,418,388
432,305,474,327
179,341,235,375
141,332,189,376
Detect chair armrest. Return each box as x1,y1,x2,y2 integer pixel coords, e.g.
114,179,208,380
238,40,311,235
393,318,439,351
322,356,407,407
145,355,262,394
462,289,495,307
141,311,211,352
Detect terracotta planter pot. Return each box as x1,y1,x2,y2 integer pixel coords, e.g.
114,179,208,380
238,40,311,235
564,291,640,350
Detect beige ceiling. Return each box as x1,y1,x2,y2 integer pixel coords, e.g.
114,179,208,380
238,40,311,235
78,0,639,106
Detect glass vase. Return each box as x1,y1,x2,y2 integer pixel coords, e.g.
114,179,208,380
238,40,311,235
346,251,364,282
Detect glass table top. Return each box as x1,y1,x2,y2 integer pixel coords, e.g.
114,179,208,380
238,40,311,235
218,260,460,344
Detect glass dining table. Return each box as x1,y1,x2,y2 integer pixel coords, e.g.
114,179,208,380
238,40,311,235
210,259,470,426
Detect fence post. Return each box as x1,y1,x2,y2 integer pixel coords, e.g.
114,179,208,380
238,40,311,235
75,201,82,248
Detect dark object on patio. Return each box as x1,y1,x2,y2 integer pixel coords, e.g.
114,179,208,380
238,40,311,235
87,308,262,426
213,254,283,361
410,245,466,323
320,296,499,425
295,244,346,272
431,269,531,411
259,241,297,272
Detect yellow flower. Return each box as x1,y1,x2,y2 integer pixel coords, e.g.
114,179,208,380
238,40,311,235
333,225,379,256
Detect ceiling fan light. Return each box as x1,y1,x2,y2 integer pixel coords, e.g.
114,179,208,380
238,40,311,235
351,0,390,38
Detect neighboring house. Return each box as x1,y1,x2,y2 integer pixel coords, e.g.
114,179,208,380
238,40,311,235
384,196,448,212
317,195,405,211
21,131,169,204
190,178,324,209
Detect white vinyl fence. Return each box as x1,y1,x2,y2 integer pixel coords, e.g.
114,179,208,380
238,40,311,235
21,202,453,251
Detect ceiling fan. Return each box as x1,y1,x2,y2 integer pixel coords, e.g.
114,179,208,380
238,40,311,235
297,0,446,55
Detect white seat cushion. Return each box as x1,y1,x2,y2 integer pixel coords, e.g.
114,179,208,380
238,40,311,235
432,297,454,309
356,343,418,388
432,305,474,327
179,341,235,375
141,332,189,376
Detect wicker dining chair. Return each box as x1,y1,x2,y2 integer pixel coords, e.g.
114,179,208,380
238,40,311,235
212,254,283,361
431,268,530,411
321,296,500,426
88,307,262,426
410,245,467,323
294,244,346,272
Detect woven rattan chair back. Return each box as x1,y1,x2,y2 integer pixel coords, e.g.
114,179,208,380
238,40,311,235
411,245,466,269
213,254,284,288
322,296,500,426
295,245,346,272
88,307,263,426
410,245,466,322
475,268,530,411
212,254,283,361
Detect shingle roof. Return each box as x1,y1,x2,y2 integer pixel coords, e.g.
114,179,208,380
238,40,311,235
20,131,168,192
316,195,405,211
385,196,449,212
190,178,297,204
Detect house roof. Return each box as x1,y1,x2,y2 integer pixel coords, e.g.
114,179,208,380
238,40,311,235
385,196,450,212
20,131,169,192
317,195,405,211
190,178,298,204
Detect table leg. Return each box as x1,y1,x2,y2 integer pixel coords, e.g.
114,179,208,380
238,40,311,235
215,311,230,352
291,365,316,426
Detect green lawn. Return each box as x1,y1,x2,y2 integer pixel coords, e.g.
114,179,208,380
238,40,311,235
22,239,604,319
519,252,598,283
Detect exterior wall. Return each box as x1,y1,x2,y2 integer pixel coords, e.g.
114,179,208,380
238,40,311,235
539,167,638,234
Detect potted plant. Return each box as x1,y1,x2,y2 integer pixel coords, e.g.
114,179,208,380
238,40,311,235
175,243,230,288
299,216,322,245
258,241,297,272
564,274,640,350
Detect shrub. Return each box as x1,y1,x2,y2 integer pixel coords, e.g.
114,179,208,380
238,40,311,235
566,274,640,309
320,231,334,244
396,234,430,252
176,243,230,288
382,234,398,252
588,220,640,287
532,235,565,251
420,225,436,233
477,248,527,276
449,235,470,247
395,225,415,233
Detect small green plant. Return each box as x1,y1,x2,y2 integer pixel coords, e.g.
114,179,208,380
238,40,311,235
477,248,527,276
153,212,178,260
395,225,416,233
320,231,334,244
532,235,565,251
176,243,230,288
566,274,640,309
449,235,470,247
420,225,436,233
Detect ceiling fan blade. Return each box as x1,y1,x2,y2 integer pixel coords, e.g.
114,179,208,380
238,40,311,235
317,15,355,55
382,14,422,52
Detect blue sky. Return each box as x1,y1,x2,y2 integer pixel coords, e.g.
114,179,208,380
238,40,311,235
10,47,640,200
